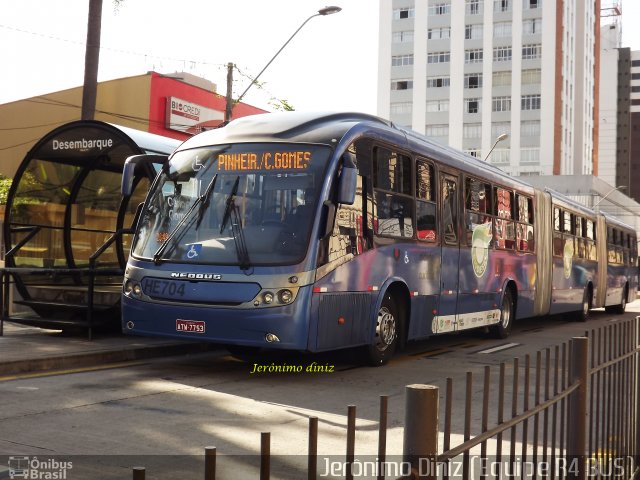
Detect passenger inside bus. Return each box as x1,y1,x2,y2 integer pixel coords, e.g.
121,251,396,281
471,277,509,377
289,189,315,221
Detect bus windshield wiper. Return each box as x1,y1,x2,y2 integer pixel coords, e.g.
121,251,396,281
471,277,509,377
152,173,218,264
219,176,240,234
195,173,218,230
230,204,251,271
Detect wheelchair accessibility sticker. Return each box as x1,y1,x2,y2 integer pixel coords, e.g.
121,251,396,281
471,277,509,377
185,243,202,260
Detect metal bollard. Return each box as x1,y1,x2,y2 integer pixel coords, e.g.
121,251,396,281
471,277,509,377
132,466,145,480
204,446,216,480
402,384,439,480
567,337,589,480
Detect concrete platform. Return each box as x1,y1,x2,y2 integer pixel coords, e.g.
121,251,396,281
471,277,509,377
0,322,213,377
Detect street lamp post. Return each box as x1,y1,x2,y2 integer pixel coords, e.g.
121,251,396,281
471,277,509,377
224,6,342,122
483,133,509,162
593,185,626,213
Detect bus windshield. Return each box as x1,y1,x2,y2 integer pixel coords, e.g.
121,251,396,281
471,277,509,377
131,143,331,266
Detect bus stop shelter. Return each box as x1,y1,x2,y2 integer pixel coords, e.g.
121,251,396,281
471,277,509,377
0,120,180,336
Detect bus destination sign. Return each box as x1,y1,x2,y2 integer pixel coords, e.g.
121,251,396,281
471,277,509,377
218,151,311,171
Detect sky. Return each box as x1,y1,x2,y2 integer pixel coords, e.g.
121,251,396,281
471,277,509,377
0,0,380,114
0,1,639,117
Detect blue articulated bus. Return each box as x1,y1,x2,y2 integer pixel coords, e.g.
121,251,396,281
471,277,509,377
120,112,637,365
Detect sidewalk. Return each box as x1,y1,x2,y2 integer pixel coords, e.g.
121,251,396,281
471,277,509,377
0,321,213,377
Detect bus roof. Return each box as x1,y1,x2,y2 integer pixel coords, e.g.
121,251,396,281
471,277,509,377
171,112,635,233
176,111,532,191
176,111,390,151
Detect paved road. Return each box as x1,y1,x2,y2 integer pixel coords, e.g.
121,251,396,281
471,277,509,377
1,302,638,479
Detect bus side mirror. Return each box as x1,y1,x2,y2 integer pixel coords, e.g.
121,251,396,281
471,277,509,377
121,154,168,197
336,153,357,205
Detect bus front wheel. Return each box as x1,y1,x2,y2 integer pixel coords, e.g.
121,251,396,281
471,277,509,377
491,290,514,339
366,294,399,366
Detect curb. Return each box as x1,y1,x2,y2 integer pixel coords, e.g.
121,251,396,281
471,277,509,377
0,342,214,377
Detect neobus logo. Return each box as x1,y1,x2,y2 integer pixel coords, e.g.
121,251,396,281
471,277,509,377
170,272,222,280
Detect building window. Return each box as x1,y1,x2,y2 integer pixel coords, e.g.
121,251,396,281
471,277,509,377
427,51,451,63
524,0,540,9
466,0,483,14
494,0,511,12
493,22,512,38
466,149,481,158
428,3,451,15
493,46,512,62
464,73,483,88
523,18,541,35
427,76,451,88
465,49,484,63
493,70,512,86
465,99,481,114
428,27,451,39
426,99,450,112
490,149,510,164
521,120,540,136
394,7,415,19
425,124,450,137
390,102,413,114
391,79,413,90
521,148,540,165
631,86,640,93
521,68,541,84
521,94,541,110
632,60,640,67
492,96,512,112
522,44,542,60
465,24,483,40
463,123,482,137
492,122,510,138
392,55,414,67
392,31,414,43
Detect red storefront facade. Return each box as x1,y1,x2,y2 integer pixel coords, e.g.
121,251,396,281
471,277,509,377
147,72,267,140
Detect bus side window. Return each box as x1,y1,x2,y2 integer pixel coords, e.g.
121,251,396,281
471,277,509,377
373,147,414,238
515,194,534,252
441,176,458,244
494,187,515,249
416,159,436,242
465,177,492,247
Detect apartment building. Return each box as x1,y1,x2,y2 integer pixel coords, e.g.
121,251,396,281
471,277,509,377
378,0,600,177
630,49,640,202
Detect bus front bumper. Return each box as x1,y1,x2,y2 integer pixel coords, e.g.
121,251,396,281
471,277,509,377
121,294,312,350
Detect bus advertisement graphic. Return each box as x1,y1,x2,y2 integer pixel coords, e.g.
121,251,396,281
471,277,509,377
471,222,492,278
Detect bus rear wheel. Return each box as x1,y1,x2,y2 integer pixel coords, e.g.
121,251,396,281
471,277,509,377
491,290,514,339
612,286,628,314
366,295,399,366
574,287,592,322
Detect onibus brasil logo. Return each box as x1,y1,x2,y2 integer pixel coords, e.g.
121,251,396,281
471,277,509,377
7,456,72,479
471,222,492,278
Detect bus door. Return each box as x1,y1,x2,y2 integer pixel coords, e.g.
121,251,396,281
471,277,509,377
437,172,461,332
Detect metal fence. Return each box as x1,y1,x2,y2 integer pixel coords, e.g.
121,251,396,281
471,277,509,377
128,316,640,480
403,316,640,479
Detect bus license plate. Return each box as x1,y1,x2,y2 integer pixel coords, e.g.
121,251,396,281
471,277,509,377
176,319,205,333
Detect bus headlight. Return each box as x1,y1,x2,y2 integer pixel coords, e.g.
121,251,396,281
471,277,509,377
124,280,133,294
278,289,293,303
132,283,143,298
263,292,274,304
